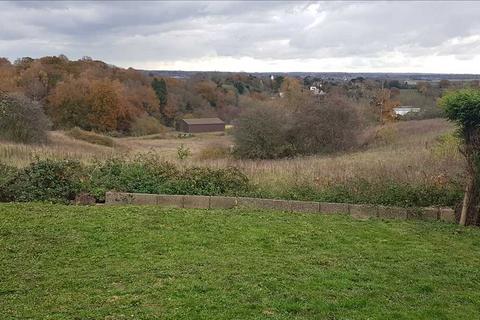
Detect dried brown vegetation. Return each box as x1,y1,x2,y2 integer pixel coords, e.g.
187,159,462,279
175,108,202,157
0,119,463,205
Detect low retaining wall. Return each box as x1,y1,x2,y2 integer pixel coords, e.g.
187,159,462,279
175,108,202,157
105,192,456,223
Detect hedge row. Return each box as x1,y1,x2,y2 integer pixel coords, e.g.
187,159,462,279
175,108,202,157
0,157,250,204
0,157,462,207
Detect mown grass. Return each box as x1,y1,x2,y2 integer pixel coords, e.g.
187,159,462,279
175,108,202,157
1,203,480,319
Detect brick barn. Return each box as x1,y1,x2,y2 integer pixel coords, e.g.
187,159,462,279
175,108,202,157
175,118,225,133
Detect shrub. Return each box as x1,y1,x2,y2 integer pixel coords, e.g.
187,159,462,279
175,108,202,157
66,127,116,147
87,156,179,201
6,159,84,203
233,105,295,159
0,92,50,144
177,144,191,160
233,96,364,159
275,179,462,208
0,163,17,201
86,155,250,201
290,95,363,154
439,89,480,225
130,115,166,137
173,166,250,196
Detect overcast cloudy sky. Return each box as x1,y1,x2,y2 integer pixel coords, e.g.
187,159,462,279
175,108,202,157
1,1,480,73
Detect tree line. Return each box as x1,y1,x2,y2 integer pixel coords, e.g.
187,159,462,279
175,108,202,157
0,55,283,137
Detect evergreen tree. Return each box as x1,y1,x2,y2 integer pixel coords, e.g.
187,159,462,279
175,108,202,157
152,77,168,108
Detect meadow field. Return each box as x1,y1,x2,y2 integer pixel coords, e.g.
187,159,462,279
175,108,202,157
0,118,465,207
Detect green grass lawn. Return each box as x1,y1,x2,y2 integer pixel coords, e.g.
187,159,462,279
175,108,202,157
1,204,480,319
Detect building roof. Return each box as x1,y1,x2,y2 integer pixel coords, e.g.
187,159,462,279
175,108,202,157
182,118,225,125
394,107,420,111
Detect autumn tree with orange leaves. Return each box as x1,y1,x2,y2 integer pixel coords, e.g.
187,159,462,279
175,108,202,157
373,88,400,124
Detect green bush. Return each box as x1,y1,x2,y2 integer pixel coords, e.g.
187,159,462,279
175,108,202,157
274,179,462,208
0,92,50,144
6,159,85,203
233,105,295,159
0,163,18,201
233,96,364,159
86,155,249,201
87,157,179,201
173,167,249,196
0,157,460,208
0,157,251,204
290,95,362,154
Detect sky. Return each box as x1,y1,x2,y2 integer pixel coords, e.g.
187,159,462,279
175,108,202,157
1,1,480,73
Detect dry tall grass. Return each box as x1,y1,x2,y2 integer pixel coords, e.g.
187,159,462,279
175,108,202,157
0,119,463,195
184,119,464,194
0,132,120,167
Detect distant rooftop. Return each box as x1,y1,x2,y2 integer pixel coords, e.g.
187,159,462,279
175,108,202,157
182,118,225,125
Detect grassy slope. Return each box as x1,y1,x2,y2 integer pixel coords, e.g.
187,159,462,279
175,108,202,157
1,204,480,319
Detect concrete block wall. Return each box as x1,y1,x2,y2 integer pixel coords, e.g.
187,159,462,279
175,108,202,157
104,192,456,224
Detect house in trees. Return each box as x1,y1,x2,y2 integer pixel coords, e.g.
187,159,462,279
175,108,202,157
393,106,421,116
176,118,225,133
309,86,326,95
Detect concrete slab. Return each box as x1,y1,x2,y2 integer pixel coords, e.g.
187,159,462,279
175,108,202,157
349,204,378,219
237,197,291,211
183,195,210,209
129,193,157,205
413,207,439,221
289,200,320,213
157,194,184,208
377,206,408,220
319,202,349,214
439,207,456,223
210,196,237,209
105,192,134,205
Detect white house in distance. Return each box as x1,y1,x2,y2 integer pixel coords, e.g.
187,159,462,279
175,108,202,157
394,106,421,116
309,86,326,95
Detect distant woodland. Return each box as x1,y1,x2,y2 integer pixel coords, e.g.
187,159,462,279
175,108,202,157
0,55,476,138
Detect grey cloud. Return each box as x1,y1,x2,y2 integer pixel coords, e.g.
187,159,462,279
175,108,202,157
1,1,480,71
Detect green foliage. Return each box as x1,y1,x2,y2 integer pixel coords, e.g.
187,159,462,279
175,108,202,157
0,156,251,204
173,166,249,196
0,92,50,144
5,159,84,203
87,155,249,200
87,156,180,201
290,95,362,154
273,75,284,92
66,127,116,147
129,115,166,137
440,89,480,130
272,179,463,208
151,77,168,107
177,144,191,160
233,96,363,159
0,163,17,201
233,81,245,94
397,89,443,119
233,105,295,159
